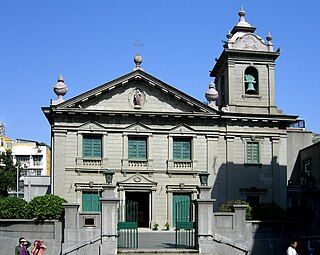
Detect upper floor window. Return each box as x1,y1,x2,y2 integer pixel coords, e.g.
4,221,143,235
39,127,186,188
83,135,102,158
246,141,260,164
244,67,259,95
33,155,43,166
16,155,30,166
128,137,147,160
304,159,311,173
173,138,191,160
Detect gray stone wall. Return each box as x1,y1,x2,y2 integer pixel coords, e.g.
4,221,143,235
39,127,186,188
54,117,289,212
0,207,308,255
0,220,62,255
287,130,313,182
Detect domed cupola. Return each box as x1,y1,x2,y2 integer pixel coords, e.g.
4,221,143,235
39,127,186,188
225,7,274,52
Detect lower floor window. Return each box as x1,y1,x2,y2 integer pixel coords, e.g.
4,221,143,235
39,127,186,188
82,191,101,212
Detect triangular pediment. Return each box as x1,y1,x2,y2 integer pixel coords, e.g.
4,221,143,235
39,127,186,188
169,124,195,134
231,34,269,51
117,173,157,186
53,70,218,116
78,121,106,131
124,122,151,133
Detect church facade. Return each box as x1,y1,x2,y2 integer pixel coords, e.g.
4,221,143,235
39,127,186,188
43,9,297,228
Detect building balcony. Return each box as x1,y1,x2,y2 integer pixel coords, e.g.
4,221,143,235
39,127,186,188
121,158,153,174
75,157,108,172
167,159,197,175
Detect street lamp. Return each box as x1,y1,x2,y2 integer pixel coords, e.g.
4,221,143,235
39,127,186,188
16,166,19,197
103,169,114,185
198,172,210,186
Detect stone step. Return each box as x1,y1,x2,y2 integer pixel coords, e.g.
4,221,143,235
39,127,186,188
118,248,199,254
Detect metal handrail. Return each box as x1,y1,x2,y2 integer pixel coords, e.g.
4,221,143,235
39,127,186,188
213,234,249,254
61,235,101,255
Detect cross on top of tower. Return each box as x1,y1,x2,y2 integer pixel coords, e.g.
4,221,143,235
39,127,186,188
133,39,144,54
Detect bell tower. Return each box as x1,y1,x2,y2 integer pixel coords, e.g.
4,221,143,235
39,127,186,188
210,7,280,114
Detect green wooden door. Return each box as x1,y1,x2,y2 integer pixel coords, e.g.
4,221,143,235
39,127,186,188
82,192,100,211
172,193,191,227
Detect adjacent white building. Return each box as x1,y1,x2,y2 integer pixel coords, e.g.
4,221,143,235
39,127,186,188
12,139,51,200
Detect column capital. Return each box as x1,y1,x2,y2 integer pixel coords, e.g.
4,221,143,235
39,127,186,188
225,135,235,142
270,136,280,143
206,135,219,141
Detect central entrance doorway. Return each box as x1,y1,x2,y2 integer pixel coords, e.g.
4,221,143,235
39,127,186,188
126,191,149,228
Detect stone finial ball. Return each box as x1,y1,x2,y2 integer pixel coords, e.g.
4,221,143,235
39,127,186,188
134,54,143,66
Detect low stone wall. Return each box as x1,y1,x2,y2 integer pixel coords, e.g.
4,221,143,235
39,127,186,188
0,219,62,255
0,216,310,255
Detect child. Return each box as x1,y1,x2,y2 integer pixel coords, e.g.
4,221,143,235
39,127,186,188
31,240,47,255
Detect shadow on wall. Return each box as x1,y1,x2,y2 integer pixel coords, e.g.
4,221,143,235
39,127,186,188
210,157,313,255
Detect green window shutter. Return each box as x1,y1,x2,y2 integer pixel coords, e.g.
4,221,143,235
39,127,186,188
83,136,102,158
128,137,146,159
247,142,259,163
82,192,100,212
173,139,191,160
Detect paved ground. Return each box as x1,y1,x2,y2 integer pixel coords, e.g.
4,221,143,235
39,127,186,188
118,228,199,254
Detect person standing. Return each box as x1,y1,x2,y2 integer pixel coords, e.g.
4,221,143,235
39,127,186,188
287,240,298,255
15,237,31,255
31,240,47,255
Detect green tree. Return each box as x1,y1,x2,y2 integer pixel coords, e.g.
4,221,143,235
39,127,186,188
0,150,18,197
25,194,67,220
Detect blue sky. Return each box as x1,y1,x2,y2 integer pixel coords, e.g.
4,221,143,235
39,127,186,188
1,1,319,145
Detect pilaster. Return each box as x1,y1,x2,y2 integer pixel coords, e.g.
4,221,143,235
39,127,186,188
225,135,235,201
271,137,281,205
53,131,67,196
267,63,276,113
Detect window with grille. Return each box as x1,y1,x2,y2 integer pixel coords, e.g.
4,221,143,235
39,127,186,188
33,155,43,166
16,155,30,166
173,138,191,160
82,135,102,158
246,141,259,164
128,137,147,159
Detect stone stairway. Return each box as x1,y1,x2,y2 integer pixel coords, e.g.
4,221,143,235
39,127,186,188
118,229,199,254
118,249,199,254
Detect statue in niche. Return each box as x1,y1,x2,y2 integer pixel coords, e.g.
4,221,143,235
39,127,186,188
134,89,142,108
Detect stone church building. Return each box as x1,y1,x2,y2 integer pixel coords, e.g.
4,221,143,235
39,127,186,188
43,9,297,229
